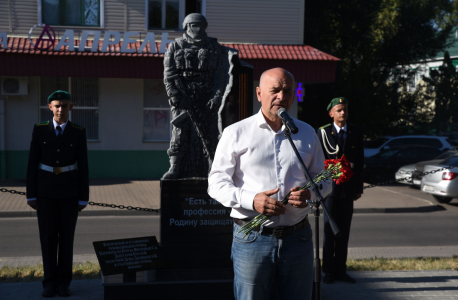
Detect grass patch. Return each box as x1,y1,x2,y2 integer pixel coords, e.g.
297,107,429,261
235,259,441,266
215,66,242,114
1,257,458,282
347,256,458,271
0,261,101,283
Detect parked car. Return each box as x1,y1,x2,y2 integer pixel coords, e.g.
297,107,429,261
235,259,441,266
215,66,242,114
412,150,458,186
363,136,393,149
364,135,453,157
421,155,458,203
364,146,444,184
440,132,458,148
395,164,416,185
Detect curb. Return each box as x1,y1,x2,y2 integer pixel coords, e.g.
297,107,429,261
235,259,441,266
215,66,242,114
0,205,445,218
351,204,446,214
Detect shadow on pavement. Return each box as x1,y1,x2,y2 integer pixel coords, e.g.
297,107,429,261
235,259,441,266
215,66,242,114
384,205,447,213
359,275,458,284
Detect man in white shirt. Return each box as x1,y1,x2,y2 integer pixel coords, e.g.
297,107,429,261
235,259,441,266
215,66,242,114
208,68,332,300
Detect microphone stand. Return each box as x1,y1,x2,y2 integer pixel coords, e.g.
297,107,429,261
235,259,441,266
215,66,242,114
283,127,341,300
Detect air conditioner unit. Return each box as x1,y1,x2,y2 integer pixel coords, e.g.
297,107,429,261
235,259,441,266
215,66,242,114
1,77,28,95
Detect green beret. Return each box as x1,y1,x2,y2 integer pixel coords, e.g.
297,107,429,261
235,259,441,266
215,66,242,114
47,90,71,103
327,97,348,111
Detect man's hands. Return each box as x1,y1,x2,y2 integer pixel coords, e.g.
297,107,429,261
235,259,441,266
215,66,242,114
253,186,312,215
78,205,87,212
288,187,310,208
253,188,286,216
27,200,38,210
354,193,362,201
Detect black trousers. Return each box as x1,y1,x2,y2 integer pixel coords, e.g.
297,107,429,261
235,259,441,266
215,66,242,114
37,197,79,289
322,196,354,276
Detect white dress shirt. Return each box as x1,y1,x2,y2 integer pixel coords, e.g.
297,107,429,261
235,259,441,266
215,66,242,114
53,118,68,135
208,109,332,227
333,122,347,139
27,118,88,206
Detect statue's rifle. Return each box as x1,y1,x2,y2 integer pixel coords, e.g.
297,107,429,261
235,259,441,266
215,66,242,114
174,78,213,168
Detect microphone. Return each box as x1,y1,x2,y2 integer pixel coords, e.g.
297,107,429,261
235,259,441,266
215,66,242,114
277,108,299,134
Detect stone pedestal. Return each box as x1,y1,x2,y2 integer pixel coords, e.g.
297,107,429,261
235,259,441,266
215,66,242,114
160,179,233,269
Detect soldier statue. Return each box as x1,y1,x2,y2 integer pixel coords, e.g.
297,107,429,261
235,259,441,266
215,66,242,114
162,13,237,179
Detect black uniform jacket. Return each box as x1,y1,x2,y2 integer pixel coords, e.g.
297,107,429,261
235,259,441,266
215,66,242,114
26,120,89,200
317,123,364,199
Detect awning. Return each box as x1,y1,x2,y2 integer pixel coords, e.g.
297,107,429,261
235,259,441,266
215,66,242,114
0,37,340,82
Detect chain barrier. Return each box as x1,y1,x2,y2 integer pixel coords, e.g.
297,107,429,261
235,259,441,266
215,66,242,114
0,188,26,196
1,165,457,211
87,202,160,214
0,188,160,214
363,165,456,189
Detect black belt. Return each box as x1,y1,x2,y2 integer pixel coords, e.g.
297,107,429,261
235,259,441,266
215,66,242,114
234,217,309,238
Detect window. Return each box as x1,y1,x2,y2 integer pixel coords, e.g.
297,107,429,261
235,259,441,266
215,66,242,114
40,77,100,141
417,148,442,160
364,138,389,148
441,156,458,166
378,149,396,159
385,138,407,147
40,0,101,27
436,151,457,160
143,79,171,141
386,138,442,148
146,0,202,30
395,149,417,159
407,138,442,148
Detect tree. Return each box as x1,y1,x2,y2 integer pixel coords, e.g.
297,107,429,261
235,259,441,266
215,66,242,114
422,51,458,133
301,0,457,138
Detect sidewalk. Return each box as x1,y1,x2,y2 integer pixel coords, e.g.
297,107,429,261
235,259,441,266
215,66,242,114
1,247,457,299
0,179,161,217
1,270,457,299
0,179,449,217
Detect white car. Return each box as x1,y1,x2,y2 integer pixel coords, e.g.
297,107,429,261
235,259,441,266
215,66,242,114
364,135,453,157
395,164,416,185
421,155,458,203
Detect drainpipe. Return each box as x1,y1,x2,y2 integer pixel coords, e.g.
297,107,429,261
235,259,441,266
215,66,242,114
0,97,6,179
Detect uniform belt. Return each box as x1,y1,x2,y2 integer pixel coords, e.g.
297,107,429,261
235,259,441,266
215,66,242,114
234,217,309,238
40,163,76,175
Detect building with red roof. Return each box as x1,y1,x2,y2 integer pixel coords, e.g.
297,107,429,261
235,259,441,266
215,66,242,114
0,0,339,179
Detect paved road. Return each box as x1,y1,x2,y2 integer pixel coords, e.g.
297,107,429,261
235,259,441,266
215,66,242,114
0,216,159,257
1,270,457,300
1,209,458,257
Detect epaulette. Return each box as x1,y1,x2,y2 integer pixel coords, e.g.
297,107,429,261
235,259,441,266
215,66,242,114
319,124,331,130
71,123,85,130
35,121,49,126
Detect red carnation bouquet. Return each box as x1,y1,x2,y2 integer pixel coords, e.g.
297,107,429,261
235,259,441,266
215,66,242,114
237,155,354,237
324,155,354,185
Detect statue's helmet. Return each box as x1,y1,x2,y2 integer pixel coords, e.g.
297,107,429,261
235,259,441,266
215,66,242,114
182,13,208,30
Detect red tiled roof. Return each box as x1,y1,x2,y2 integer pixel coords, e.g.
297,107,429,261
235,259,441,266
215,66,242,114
0,37,340,61
225,44,339,61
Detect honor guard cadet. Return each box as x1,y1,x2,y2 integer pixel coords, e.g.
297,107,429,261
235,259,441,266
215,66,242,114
316,97,364,284
26,90,89,298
